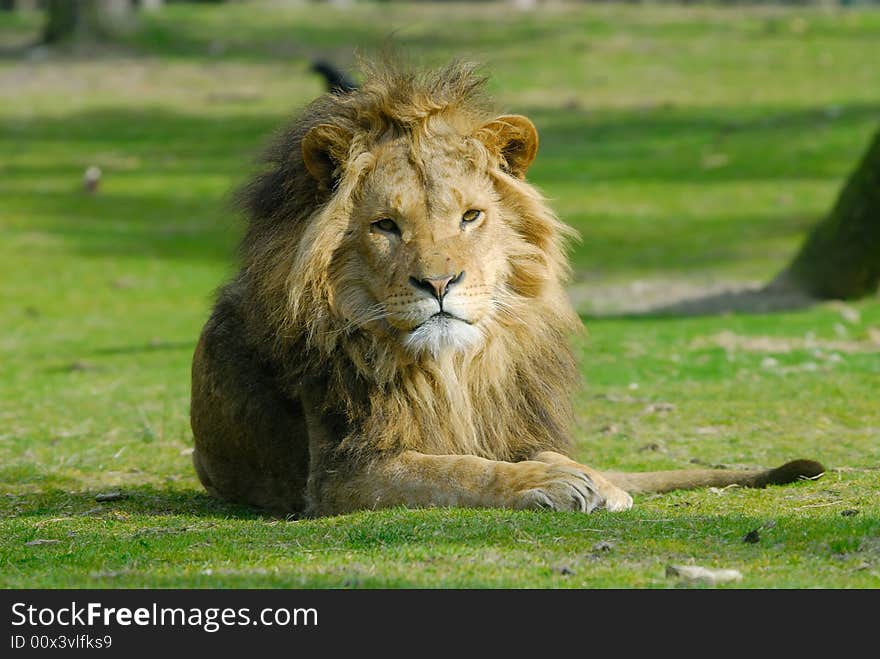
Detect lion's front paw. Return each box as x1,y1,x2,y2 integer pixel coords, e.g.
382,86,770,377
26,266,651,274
529,452,633,513
512,464,605,513
599,487,633,512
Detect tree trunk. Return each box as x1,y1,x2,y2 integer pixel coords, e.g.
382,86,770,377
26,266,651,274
43,0,136,44
43,0,79,43
773,126,880,300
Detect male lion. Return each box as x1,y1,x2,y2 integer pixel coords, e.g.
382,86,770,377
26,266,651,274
191,60,823,516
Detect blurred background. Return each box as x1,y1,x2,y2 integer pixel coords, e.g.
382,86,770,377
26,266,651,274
2,1,879,589
2,1,878,314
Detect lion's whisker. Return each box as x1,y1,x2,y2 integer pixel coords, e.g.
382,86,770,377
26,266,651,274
330,303,392,335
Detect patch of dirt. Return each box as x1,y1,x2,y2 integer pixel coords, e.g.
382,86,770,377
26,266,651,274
569,277,880,326
690,330,880,354
567,278,819,317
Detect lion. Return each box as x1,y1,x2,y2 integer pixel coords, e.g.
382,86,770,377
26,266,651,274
190,60,824,517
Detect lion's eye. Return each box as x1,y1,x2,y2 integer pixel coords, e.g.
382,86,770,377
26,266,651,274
461,209,482,224
372,218,400,236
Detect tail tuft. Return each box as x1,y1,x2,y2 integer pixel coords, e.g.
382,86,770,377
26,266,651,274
761,459,825,487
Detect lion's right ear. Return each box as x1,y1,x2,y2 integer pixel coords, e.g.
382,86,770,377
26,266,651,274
474,114,539,179
301,123,351,190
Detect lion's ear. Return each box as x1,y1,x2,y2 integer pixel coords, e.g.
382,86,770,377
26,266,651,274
475,114,539,179
301,123,351,190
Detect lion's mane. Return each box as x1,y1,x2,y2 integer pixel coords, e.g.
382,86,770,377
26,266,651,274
232,60,582,466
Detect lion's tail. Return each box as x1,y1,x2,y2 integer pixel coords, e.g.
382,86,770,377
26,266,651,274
602,459,825,494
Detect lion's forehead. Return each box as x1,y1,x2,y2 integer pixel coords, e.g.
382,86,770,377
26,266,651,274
361,138,489,217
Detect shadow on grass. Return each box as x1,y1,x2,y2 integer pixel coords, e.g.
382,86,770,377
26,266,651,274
7,485,877,564
6,485,267,521
1,106,281,263
92,340,196,356
38,340,196,374
530,101,880,185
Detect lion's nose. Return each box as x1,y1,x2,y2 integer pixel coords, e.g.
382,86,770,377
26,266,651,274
409,272,464,302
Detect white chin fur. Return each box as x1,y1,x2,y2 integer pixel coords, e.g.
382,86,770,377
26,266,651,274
403,315,482,358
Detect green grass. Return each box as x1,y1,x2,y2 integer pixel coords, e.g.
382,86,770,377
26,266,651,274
1,2,878,588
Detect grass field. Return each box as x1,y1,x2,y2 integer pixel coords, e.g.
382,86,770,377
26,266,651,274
1,2,878,588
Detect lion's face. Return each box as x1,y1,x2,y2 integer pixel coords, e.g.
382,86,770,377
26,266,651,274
337,137,511,357
296,111,555,360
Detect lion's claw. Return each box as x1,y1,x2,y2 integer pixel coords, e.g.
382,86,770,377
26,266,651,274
515,465,604,513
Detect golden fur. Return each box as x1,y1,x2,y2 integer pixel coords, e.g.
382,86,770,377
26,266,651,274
190,60,823,516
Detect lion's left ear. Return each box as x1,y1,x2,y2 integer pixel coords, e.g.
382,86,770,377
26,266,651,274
301,123,352,191
474,114,539,179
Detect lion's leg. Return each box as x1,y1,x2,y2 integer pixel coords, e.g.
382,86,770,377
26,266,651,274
304,450,618,517
191,297,311,515
532,451,634,512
